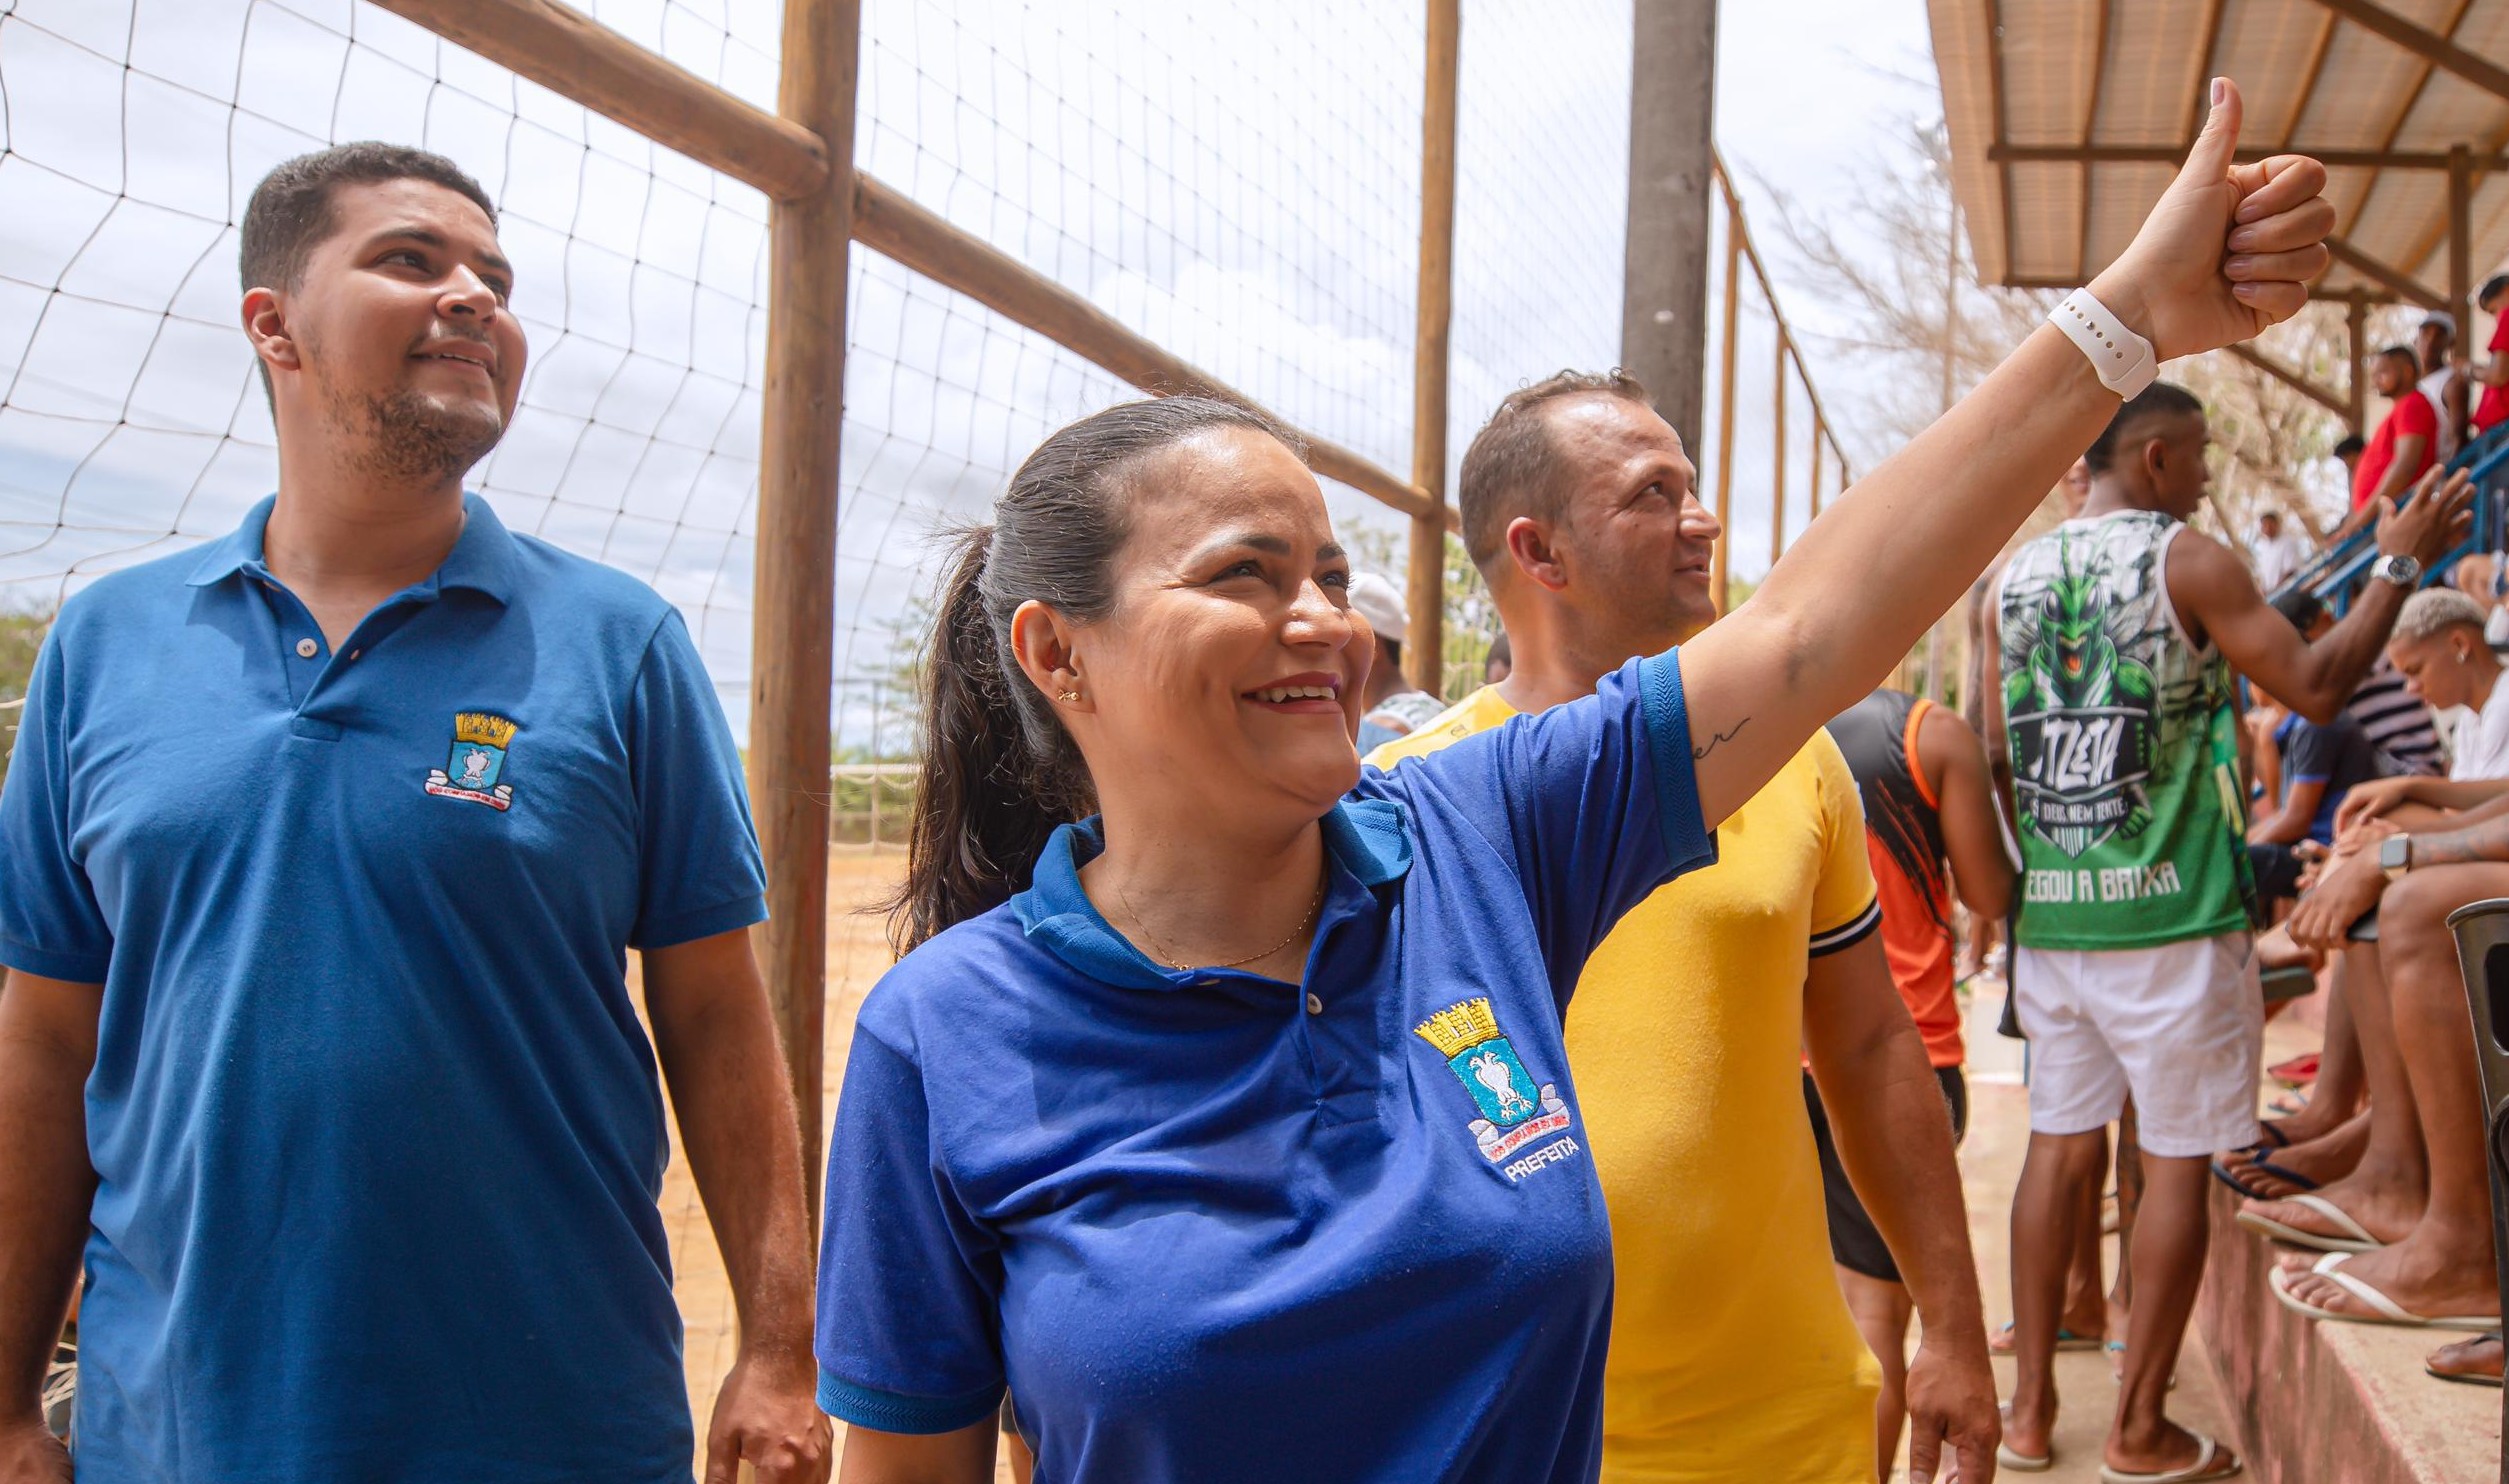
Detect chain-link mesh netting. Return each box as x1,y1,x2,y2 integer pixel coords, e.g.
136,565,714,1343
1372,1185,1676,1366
0,0,1657,762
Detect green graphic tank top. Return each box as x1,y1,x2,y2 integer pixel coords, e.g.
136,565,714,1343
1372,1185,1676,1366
1997,510,2255,949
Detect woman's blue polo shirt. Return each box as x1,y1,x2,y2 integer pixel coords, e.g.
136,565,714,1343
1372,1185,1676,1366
814,651,1712,1483
0,495,765,1482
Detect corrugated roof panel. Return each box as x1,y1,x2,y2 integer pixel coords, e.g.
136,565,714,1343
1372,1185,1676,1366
2215,0,2337,146
2093,0,2216,147
2086,160,2177,268
2287,6,2457,147
2004,1,2104,146
2009,159,2087,278
1929,0,2008,284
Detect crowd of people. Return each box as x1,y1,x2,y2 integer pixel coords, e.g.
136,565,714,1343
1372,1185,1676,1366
0,78,2476,1484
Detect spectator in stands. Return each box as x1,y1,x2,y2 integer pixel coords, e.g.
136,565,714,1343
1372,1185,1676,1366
2277,780,2509,1355
2335,431,2366,489
2248,591,2388,896
1371,371,1994,1482
1825,686,2017,1479
2346,346,2437,535
1482,629,1511,684
2418,310,2469,463
0,145,827,1482
1346,572,1444,752
2250,506,2314,592
2470,274,2509,437
1985,384,2470,1479
2375,588,2509,788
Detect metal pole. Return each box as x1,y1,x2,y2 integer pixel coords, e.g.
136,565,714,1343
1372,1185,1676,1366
1711,194,1742,612
753,0,858,1221
1621,0,1719,438
1809,417,1824,521
1408,0,1460,696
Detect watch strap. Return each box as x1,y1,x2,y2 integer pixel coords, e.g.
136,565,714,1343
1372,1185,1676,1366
2050,290,2160,398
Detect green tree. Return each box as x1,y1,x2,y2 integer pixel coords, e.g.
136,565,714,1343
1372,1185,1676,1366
0,609,50,792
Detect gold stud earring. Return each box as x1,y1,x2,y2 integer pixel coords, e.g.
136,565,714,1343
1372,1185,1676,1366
1059,689,1081,703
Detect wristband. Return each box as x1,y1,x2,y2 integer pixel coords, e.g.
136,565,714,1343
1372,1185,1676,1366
2049,289,2158,398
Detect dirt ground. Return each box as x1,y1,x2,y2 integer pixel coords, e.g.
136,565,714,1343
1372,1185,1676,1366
649,849,1002,1478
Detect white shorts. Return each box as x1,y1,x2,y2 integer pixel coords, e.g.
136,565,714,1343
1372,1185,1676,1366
2012,932,2263,1158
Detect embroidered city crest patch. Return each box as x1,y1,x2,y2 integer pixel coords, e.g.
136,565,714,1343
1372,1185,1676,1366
425,711,519,811
1413,996,1574,1172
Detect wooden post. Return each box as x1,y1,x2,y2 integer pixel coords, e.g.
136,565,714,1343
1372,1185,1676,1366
2347,294,2368,433
1710,197,1742,611
1770,327,1788,563
753,0,858,1222
1621,0,1719,439
2450,144,2475,367
1809,417,1824,521
1409,0,1460,695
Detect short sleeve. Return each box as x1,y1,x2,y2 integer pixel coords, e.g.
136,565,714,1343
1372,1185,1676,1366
2400,390,2439,436
626,611,767,948
1806,733,1881,957
1364,651,1716,1006
0,629,112,982
2284,721,2342,784
815,1008,1007,1434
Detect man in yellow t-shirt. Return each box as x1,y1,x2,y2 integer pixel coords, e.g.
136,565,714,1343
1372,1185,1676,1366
1373,371,1996,1483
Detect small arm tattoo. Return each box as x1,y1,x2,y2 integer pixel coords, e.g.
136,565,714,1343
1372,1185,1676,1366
1693,718,1749,761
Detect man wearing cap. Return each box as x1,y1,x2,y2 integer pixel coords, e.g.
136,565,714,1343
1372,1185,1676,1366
1347,572,1445,751
2471,275,2509,438
2418,310,2468,463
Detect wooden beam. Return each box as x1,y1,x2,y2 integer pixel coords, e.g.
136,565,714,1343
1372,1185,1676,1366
1991,143,2509,171
1408,0,1459,695
850,175,1441,524
1808,420,1824,521
2078,0,2112,284
751,0,857,1225
1711,193,1742,612
2226,342,2350,418
367,0,829,201
2326,234,2445,308
2450,143,2475,355
1987,0,2017,289
2307,0,2509,107
2334,0,2472,250
1770,324,1788,564
2348,295,2369,430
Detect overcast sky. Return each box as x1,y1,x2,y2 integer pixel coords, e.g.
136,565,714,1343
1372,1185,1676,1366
0,0,1945,744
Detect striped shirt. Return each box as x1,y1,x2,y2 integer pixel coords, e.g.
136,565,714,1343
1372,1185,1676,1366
2349,660,2445,777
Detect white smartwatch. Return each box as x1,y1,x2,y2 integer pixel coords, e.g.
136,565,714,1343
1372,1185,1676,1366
2049,289,2159,398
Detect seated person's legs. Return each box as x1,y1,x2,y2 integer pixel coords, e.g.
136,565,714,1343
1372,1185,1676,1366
2243,942,2431,1247
2281,864,2508,1325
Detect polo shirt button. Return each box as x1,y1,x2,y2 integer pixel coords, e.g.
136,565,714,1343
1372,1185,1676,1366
295,638,318,659
1305,992,1323,1016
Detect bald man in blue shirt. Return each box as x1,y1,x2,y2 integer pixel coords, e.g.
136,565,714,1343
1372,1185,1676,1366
0,145,826,1483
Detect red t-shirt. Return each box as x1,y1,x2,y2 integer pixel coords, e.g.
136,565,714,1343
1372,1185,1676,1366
2355,389,2438,509
2477,317,2509,433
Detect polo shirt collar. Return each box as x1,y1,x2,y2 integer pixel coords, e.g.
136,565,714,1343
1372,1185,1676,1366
1013,798,1414,990
185,492,519,606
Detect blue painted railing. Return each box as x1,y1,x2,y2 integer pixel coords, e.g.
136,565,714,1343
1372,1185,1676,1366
2269,420,2509,615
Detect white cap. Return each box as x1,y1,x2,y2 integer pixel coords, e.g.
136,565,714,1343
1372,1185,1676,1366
2422,309,2459,338
1346,571,1409,648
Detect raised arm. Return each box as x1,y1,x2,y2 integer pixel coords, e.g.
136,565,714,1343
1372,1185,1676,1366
1679,81,2334,826
2166,471,2470,724
1918,705,2015,920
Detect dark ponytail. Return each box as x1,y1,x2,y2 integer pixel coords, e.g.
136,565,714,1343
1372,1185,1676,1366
888,395,1303,952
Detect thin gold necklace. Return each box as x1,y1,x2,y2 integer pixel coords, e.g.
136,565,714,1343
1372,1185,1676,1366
1113,871,1326,972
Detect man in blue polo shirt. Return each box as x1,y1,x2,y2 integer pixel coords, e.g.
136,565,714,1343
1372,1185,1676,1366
0,144,826,1483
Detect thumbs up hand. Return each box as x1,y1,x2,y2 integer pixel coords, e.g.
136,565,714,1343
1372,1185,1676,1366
2087,77,2334,363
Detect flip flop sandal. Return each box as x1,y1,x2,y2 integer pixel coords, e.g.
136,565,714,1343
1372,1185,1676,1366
2426,1331,2505,1387
2210,1154,2318,1200
2234,1192,2383,1252
2270,1253,2502,1331
2253,1118,2295,1149
1997,1442,2055,1473
2097,1432,2242,1483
